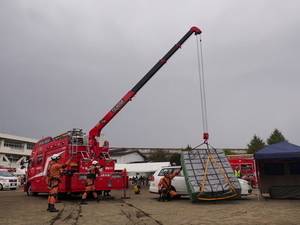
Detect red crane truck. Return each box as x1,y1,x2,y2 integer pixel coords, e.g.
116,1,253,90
22,27,202,197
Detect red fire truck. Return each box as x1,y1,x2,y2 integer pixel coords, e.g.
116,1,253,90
22,27,202,196
227,156,258,187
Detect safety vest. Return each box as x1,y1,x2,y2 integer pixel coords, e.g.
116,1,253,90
234,170,241,177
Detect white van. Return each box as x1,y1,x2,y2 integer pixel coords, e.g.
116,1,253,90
149,166,252,198
0,169,20,190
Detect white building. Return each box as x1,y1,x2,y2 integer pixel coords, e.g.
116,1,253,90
110,148,147,164
0,133,38,174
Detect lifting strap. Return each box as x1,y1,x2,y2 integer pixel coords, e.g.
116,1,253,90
197,153,237,200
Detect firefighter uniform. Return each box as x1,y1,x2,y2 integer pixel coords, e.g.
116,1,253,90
47,154,71,212
158,168,182,201
80,161,103,204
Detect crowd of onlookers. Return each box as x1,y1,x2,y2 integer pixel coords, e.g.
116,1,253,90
129,175,150,186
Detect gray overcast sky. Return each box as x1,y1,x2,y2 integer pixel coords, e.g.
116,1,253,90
1,1,300,149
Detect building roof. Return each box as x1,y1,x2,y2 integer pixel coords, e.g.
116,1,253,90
110,148,147,160
0,133,38,143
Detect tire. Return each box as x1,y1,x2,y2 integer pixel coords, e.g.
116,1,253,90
58,193,71,200
0,184,3,191
72,192,81,196
26,183,38,196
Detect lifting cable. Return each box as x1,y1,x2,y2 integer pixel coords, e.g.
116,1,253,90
195,35,209,143
193,34,237,201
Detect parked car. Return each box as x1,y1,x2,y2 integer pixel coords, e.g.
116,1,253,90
0,169,20,190
149,166,252,198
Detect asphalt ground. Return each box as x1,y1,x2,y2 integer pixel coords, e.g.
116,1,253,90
0,186,300,225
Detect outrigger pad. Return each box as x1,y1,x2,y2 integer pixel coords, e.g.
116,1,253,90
181,148,241,203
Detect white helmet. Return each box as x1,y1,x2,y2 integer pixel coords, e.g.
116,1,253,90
51,154,61,160
163,170,170,176
92,161,98,165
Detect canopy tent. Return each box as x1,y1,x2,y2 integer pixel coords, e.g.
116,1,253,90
254,141,300,199
254,141,300,161
115,162,170,173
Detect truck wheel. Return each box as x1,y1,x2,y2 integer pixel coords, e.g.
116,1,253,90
26,183,38,196
0,184,3,190
58,193,71,200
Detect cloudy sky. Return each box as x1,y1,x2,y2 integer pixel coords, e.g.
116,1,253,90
1,1,300,149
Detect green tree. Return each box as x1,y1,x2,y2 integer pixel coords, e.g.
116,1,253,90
182,145,193,151
223,148,237,156
169,153,181,166
147,149,171,162
266,128,288,145
247,134,266,154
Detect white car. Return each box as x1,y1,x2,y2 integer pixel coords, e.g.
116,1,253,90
149,166,252,198
0,169,20,190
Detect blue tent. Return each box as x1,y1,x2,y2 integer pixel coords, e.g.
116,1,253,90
254,141,300,161
254,141,300,199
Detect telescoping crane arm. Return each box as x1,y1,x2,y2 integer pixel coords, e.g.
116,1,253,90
89,26,202,151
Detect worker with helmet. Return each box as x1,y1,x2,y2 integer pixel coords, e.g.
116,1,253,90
47,154,72,212
234,166,241,178
80,160,104,205
157,167,182,202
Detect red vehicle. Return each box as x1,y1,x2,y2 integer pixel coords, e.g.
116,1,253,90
0,165,16,173
227,157,258,187
22,27,202,196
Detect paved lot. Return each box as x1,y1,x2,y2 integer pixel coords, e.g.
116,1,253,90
0,186,300,225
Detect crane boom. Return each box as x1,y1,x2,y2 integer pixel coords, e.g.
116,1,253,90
88,26,202,152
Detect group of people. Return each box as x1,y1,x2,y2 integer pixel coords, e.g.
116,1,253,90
46,154,105,212
46,153,182,212
130,175,148,186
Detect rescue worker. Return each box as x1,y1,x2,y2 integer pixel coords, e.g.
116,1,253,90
234,166,241,178
133,184,141,194
80,160,103,205
157,167,182,202
47,154,72,212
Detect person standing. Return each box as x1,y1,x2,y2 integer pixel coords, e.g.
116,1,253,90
47,154,72,212
157,167,182,202
234,166,241,178
80,161,103,205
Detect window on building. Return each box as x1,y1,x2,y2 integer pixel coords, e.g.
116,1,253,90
6,154,23,163
4,140,24,149
27,144,35,150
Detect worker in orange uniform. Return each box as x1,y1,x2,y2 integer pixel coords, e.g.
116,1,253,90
157,167,182,202
80,161,104,205
47,154,72,212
